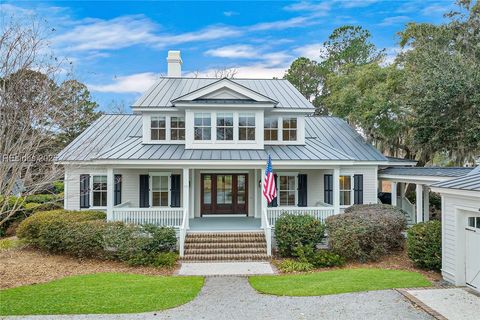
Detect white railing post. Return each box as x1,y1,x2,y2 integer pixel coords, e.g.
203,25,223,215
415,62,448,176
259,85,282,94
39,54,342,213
391,182,397,207
262,208,272,256
416,184,424,223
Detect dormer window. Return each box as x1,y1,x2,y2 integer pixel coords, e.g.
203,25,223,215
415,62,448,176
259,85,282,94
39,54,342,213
194,113,211,140
216,113,234,140
239,113,255,141
264,117,278,141
282,117,297,141
171,116,185,140
151,116,166,140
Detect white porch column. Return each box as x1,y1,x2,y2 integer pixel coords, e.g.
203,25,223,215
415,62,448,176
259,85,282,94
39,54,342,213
416,184,424,223
260,168,268,227
254,169,259,218
189,169,195,219
183,168,190,228
333,167,340,214
423,187,430,222
398,182,405,208
106,168,114,221
391,182,397,207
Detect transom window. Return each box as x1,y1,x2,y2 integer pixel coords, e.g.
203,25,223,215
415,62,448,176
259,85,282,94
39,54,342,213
92,175,107,207
264,117,278,141
279,175,296,206
339,175,352,206
170,116,185,140
239,113,255,141
151,116,166,140
194,113,211,140
151,175,169,207
216,113,234,141
282,117,297,141
467,216,480,230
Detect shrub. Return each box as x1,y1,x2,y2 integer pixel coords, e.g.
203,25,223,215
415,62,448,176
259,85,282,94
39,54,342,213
294,244,346,268
276,259,313,273
24,194,61,204
407,221,441,270
326,204,407,262
52,181,65,194
274,214,325,257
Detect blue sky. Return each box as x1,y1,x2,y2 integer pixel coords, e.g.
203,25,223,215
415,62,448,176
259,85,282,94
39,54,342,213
3,1,452,111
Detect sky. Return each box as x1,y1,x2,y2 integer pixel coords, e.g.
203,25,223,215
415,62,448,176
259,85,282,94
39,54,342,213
2,0,453,111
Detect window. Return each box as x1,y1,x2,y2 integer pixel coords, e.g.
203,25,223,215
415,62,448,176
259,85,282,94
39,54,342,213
468,216,480,229
216,113,234,140
194,113,211,140
282,117,297,141
339,175,352,206
170,116,185,140
279,175,296,206
264,117,278,141
151,116,166,140
151,175,169,207
239,113,255,141
92,175,107,207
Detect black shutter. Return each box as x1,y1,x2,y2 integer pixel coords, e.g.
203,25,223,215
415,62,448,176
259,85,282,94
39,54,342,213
354,174,364,204
80,174,90,208
170,174,181,207
324,174,333,205
268,174,278,207
298,174,307,207
139,175,149,208
114,174,122,206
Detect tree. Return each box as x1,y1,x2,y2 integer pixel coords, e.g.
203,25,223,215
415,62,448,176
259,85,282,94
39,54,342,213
283,57,327,114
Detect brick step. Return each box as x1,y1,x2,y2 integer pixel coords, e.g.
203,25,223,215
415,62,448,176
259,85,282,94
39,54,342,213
186,236,266,244
185,242,266,249
182,253,270,261
185,247,267,255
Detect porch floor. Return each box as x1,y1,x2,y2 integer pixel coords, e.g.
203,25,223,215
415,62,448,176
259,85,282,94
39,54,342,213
188,217,262,231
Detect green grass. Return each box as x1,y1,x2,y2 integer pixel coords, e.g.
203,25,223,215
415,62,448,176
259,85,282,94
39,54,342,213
249,268,431,296
0,273,204,315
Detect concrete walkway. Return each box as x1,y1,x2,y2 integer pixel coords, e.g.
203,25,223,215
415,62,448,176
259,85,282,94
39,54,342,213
6,277,432,320
178,262,275,276
406,288,480,320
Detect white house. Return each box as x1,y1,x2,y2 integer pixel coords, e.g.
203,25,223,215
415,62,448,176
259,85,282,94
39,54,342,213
55,51,395,260
430,166,480,293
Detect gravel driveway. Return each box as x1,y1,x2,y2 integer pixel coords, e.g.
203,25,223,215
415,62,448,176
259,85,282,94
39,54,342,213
4,276,432,320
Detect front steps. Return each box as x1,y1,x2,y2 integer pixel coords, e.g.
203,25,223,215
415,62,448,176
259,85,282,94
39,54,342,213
183,231,269,261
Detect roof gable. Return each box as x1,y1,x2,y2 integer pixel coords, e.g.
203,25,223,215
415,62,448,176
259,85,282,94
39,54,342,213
171,78,277,105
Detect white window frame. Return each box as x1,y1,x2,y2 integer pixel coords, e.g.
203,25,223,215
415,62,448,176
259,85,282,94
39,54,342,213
238,112,256,141
150,116,167,141
339,175,354,207
194,112,212,141
282,117,298,142
216,112,234,141
149,173,171,207
264,116,279,141
170,116,185,141
277,173,298,207
90,175,108,208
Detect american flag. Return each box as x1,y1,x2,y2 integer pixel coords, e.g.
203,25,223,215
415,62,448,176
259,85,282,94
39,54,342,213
263,155,277,204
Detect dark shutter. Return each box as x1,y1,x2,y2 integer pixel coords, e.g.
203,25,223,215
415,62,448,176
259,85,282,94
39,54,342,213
139,175,149,208
268,174,278,207
170,174,181,207
354,174,364,204
298,174,307,207
324,174,333,205
114,174,122,206
80,174,90,208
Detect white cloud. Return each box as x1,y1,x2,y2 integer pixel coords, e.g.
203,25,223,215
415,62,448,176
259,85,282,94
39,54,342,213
205,45,258,59
284,1,331,12
293,43,325,60
88,72,159,93
379,15,410,26
422,4,450,16
340,0,379,8
223,11,238,17
159,25,241,47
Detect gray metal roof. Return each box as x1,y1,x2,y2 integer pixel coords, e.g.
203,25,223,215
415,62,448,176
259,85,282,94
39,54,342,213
56,114,386,162
133,77,314,109
386,156,417,163
378,167,473,177
431,167,480,191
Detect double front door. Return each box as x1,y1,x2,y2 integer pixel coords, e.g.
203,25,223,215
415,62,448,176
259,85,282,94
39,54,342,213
201,174,248,215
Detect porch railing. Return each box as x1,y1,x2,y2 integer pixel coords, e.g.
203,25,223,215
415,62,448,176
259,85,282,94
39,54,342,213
261,208,272,256
266,206,336,226
111,207,184,227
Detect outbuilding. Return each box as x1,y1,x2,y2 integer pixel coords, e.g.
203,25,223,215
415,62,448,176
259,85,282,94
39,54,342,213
430,167,480,292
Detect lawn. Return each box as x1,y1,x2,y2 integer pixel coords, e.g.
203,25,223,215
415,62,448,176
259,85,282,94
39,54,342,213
249,268,431,296
0,273,204,315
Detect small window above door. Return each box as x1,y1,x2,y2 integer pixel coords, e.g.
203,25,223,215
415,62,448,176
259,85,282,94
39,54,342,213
467,216,480,230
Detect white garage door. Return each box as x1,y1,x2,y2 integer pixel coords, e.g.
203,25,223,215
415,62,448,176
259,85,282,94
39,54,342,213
466,216,480,291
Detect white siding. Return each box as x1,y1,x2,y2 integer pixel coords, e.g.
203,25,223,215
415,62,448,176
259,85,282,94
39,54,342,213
340,166,378,205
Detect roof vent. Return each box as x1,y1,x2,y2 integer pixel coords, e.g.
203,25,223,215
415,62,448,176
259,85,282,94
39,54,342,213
167,50,182,77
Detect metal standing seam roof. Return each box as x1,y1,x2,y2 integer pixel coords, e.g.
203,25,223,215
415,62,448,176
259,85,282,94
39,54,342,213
132,77,314,109
430,166,480,191
55,114,387,162
378,167,474,177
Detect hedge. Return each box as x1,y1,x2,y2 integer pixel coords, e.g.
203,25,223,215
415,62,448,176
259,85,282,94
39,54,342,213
17,210,178,267
407,221,441,270
326,204,407,262
274,214,325,257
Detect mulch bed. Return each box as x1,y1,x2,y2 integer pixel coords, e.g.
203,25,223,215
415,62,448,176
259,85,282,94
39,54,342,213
0,247,177,289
